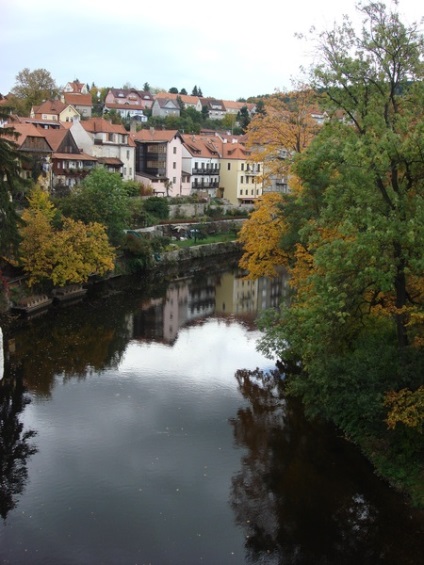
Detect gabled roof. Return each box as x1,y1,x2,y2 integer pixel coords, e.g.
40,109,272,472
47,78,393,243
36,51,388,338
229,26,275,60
81,117,128,135
65,81,87,94
3,122,53,149
32,99,68,115
201,98,225,111
181,133,221,158
109,88,154,101
153,98,180,110
41,128,71,152
155,92,201,106
63,92,92,107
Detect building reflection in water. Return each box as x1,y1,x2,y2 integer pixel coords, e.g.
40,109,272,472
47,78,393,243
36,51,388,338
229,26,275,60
131,268,289,344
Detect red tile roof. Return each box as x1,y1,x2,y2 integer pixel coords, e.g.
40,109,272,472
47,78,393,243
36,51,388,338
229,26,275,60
81,118,128,134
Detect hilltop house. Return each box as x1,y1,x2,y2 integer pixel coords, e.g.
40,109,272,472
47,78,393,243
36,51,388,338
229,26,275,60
30,99,80,123
151,98,180,119
61,81,92,117
155,92,203,112
104,88,152,121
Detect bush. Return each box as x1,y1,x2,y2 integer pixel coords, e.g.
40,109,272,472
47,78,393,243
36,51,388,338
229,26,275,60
143,197,169,220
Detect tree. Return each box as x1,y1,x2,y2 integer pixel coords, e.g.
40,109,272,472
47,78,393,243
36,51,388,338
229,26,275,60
11,68,58,114
238,193,289,279
19,186,115,287
249,1,424,501
237,106,251,132
245,86,319,188
192,85,203,97
143,82,151,92
169,87,178,94
57,168,131,245
179,88,188,95
0,109,27,258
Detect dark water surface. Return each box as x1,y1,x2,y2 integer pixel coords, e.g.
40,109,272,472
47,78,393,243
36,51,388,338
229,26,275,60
1,267,423,564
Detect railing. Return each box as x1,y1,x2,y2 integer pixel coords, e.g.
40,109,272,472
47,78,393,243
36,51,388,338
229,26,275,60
192,168,219,175
192,182,219,189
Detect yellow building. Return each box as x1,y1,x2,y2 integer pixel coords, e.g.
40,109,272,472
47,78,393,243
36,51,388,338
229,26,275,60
218,140,263,205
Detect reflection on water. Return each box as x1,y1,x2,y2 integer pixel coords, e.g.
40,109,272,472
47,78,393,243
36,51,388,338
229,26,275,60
0,377,37,520
1,266,423,564
231,368,424,564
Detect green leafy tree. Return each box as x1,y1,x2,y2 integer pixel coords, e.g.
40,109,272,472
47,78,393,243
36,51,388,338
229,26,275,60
0,109,27,258
169,87,178,94
57,168,131,245
237,106,251,132
11,68,58,114
179,88,187,95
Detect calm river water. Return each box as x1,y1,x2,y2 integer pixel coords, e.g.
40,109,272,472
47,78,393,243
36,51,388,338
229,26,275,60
1,265,423,565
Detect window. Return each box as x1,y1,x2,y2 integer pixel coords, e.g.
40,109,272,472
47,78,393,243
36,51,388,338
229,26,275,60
227,163,231,170
173,162,176,169
240,176,244,184
258,164,261,172
126,150,130,160
241,163,244,171
173,147,177,154
245,189,248,195
173,177,176,183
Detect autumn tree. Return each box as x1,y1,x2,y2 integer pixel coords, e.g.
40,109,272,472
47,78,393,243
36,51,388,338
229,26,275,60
19,186,115,287
238,193,289,279
11,68,58,115
245,85,320,188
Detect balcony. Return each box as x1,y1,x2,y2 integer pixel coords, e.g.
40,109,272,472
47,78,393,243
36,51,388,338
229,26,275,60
192,168,219,175
192,181,219,189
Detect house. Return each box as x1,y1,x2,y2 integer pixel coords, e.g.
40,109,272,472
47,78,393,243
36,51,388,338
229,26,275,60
181,133,221,199
72,117,135,181
155,92,203,112
3,122,52,182
63,81,89,95
61,81,92,117
151,98,180,119
42,127,97,189
30,99,80,123
104,88,152,121
200,98,226,120
131,129,185,196
217,136,263,205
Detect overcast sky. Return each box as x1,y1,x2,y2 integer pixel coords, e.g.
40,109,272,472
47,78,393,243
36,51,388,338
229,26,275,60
1,0,422,101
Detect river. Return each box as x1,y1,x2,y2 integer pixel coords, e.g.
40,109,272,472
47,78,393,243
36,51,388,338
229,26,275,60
0,265,423,564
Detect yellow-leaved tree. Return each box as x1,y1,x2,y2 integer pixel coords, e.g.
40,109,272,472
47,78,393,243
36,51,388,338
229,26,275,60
19,186,115,287
238,192,289,279
246,85,320,188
